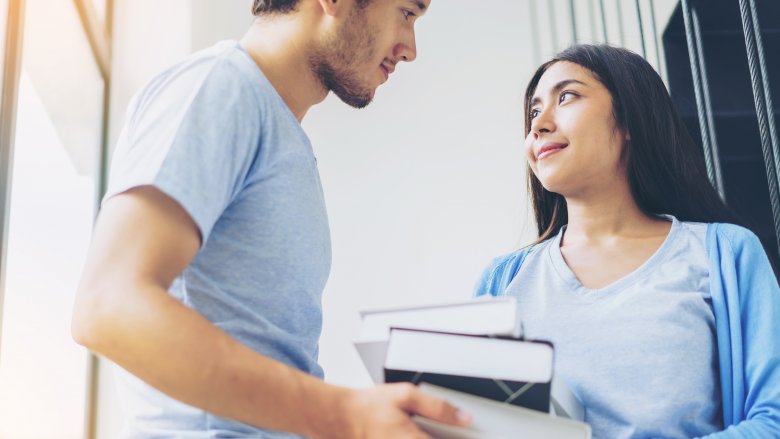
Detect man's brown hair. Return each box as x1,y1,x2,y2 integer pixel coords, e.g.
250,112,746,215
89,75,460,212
252,0,371,16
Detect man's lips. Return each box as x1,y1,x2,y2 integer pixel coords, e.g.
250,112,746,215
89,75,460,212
536,142,568,160
380,62,396,81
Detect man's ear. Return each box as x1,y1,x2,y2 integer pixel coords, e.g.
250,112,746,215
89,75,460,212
317,0,341,17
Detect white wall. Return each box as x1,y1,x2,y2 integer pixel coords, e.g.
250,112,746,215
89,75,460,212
304,1,534,387
108,0,192,149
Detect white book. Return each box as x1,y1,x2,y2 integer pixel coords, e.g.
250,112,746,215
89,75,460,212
385,329,554,384
355,297,522,384
414,383,591,439
357,297,523,342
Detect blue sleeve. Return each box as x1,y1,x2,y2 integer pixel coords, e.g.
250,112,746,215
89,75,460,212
105,58,263,244
472,248,532,298
699,224,780,438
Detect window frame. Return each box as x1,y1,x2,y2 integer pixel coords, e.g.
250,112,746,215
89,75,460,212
0,1,112,438
0,0,25,364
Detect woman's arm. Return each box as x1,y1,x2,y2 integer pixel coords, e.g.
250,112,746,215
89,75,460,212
698,225,780,438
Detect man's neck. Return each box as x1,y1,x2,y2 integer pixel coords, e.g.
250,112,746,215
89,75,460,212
240,17,328,122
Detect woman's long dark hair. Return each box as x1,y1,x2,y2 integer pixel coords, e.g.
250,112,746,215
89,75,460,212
525,44,739,242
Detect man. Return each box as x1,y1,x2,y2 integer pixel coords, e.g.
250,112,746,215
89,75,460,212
71,0,471,437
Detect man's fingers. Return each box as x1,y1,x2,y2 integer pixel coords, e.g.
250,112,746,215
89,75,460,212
395,384,472,427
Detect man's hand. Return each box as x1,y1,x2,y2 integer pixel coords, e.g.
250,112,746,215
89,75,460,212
313,383,472,439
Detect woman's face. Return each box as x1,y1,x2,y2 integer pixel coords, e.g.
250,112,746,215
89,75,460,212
525,61,629,198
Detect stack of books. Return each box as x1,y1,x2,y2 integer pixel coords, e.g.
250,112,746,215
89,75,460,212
354,297,591,439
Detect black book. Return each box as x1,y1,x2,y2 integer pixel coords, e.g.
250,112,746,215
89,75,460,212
383,328,554,413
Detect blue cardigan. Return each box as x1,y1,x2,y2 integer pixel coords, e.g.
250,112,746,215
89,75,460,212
474,223,780,437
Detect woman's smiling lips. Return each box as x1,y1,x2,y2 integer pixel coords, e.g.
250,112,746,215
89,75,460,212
536,142,568,160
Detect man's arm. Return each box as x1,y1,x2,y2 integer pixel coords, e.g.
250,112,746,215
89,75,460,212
72,186,470,439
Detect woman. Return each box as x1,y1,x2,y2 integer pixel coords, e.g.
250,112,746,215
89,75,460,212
474,44,780,438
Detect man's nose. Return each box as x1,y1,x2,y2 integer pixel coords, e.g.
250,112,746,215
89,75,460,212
395,31,417,62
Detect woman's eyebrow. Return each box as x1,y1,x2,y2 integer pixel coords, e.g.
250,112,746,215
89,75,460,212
531,79,588,107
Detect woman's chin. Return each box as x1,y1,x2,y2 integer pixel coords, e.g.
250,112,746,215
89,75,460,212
537,175,568,195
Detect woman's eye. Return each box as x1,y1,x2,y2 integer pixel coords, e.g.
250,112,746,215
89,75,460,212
402,9,416,20
559,91,576,103
529,109,541,120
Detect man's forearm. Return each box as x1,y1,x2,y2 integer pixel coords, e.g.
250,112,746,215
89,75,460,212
72,281,349,437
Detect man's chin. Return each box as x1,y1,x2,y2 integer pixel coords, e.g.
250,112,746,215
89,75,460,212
333,89,374,109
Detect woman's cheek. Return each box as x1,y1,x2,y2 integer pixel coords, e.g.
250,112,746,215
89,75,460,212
524,133,536,165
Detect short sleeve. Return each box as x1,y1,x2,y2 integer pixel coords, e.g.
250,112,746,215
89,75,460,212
105,57,264,244
472,248,533,298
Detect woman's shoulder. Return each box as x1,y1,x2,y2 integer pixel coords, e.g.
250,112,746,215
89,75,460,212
487,247,533,273
474,239,555,297
704,222,764,251
672,218,759,249
486,237,557,273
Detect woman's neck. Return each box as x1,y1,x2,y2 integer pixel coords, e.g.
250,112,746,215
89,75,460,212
562,181,668,246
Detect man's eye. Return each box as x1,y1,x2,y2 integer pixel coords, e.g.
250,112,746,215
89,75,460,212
402,9,416,20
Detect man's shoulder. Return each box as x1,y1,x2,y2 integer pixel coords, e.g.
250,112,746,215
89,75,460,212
185,40,266,89
124,40,282,141
136,40,270,110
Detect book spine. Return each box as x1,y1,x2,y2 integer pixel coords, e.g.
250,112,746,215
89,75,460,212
384,369,551,414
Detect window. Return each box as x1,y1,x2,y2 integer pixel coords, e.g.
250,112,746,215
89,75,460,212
91,0,107,24
0,0,7,86
0,1,106,438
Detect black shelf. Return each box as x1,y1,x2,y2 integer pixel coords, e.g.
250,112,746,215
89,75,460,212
663,0,780,272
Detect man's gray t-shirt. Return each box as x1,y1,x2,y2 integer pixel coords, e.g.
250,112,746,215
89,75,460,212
104,40,331,438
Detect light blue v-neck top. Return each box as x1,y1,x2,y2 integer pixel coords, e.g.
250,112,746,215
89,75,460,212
482,217,723,438
474,220,780,438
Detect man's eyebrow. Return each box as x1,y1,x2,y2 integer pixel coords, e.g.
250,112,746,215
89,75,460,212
412,1,426,12
530,79,587,107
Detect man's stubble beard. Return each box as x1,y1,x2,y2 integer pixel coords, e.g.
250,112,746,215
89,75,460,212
309,8,377,109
